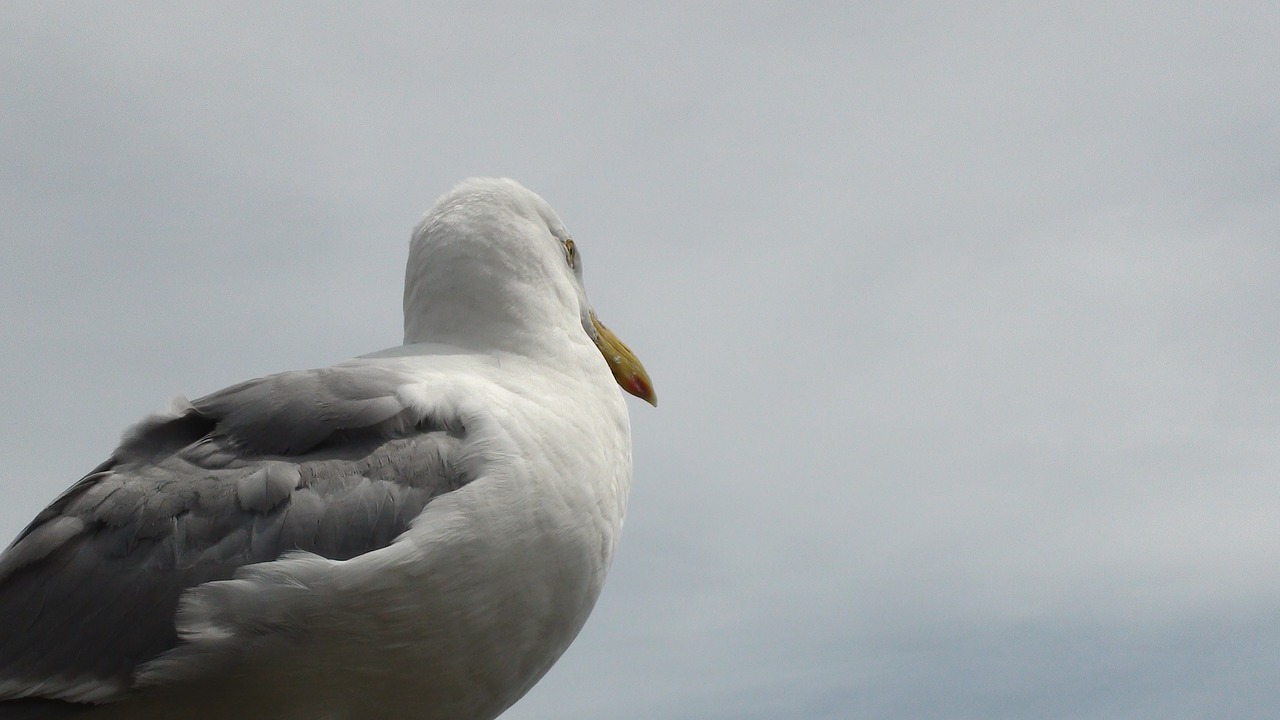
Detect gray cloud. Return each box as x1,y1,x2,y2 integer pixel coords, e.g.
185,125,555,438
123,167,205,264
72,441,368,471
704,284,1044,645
2,3,1278,718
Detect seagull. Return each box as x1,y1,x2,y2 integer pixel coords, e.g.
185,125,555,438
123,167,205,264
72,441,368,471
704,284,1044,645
0,178,655,720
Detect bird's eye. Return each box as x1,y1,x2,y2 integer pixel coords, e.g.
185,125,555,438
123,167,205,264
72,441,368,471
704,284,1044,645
564,239,577,269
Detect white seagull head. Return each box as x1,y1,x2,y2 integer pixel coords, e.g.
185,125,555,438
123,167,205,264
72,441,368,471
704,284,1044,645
402,177,655,405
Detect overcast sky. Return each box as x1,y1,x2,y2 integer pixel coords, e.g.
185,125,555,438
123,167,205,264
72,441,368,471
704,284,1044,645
2,3,1278,718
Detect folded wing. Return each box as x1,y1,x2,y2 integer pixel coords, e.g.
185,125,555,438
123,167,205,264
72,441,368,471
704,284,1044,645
0,363,467,705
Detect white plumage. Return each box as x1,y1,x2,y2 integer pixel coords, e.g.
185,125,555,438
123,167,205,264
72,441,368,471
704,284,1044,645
0,178,655,719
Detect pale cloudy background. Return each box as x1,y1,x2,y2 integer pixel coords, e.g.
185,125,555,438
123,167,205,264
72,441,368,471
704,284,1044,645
2,3,1278,718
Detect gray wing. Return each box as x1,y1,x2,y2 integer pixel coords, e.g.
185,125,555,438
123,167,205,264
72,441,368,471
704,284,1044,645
0,364,469,706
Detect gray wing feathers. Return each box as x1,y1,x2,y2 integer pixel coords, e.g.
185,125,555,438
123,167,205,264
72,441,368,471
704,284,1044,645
192,366,417,455
0,364,469,705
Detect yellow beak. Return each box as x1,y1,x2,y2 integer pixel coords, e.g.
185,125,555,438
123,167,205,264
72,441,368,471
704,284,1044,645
590,312,657,406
